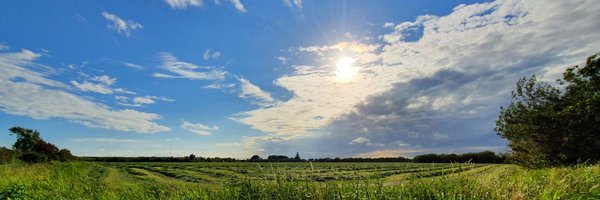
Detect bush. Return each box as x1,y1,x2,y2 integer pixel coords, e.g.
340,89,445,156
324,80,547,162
0,147,14,164
19,152,48,164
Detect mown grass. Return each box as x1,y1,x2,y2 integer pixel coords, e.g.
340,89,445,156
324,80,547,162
0,162,598,199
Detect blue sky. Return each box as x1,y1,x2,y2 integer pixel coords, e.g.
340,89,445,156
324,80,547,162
0,0,599,158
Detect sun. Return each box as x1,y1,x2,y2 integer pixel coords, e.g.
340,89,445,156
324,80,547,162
335,56,357,81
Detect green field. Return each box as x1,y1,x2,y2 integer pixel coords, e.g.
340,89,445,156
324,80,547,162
0,162,598,199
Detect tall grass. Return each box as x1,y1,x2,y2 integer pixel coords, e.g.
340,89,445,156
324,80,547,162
0,162,598,199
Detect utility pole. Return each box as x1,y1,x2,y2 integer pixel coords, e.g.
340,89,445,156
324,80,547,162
170,140,172,157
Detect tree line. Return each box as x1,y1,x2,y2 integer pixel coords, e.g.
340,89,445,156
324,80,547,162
78,152,503,163
412,151,505,163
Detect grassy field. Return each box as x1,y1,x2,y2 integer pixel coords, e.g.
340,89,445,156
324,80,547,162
0,162,598,199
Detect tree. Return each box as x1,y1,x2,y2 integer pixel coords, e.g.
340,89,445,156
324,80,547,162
495,53,600,168
9,127,41,152
8,126,74,163
188,154,196,161
267,155,289,161
249,155,261,161
57,149,74,162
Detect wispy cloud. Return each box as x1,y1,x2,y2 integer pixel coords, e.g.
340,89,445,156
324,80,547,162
203,49,221,60
116,95,174,107
101,12,142,38
70,75,135,95
203,83,235,89
228,0,246,13
123,62,144,70
181,120,218,136
0,49,170,133
163,0,245,12
283,0,302,9
237,77,278,107
276,56,288,64
349,137,385,147
163,0,203,9
153,52,227,80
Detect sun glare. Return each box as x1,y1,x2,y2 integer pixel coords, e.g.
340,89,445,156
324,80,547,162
335,56,357,81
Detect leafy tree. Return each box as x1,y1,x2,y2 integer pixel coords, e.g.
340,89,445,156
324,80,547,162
57,149,74,161
496,53,600,168
249,155,261,161
267,155,289,161
9,127,41,152
8,126,74,163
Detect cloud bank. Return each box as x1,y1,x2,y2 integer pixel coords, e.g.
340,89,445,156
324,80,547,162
0,49,170,133
235,0,600,157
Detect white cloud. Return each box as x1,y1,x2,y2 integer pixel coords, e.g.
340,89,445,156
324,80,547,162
283,0,302,9
154,52,227,80
133,96,155,104
298,41,380,57
91,75,116,85
123,62,144,70
349,137,370,144
203,49,221,60
71,80,113,94
382,22,394,29
228,0,246,13
237,77,278,107
276,56,288,64
181,120,218,136
164,0,245,12
349,137,385,147
235,0,600,142
164,0,202,9
71,75,134,95
118,95,174,107
101,12,142,37
115,96,128,101
203,83,235,89
0,49,170,133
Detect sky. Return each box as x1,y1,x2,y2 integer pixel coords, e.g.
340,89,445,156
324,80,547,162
0,0,599,159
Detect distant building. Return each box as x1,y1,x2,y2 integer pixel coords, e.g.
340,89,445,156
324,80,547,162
294,152,301,160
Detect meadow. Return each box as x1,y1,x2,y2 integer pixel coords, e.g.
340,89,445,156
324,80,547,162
0,161,598,199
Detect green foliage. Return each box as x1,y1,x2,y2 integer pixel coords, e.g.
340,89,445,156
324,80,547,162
496,53,600,168
7,126,74,163
412,151,505,163
0,184,27,200
0,147,14,164
18,152,48,164
57,149,74,162
250,155,261,161
9,127,41,152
